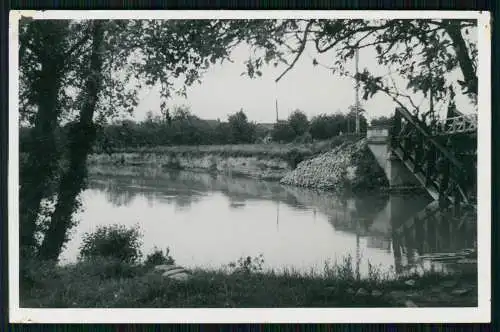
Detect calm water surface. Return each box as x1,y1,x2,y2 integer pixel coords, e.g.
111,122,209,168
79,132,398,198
60,168,476,276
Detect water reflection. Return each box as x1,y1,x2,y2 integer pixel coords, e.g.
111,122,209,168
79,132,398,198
62,167,476,276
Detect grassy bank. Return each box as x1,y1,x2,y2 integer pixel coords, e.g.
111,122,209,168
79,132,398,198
21,258,477,308
90,136,362,167
95,136,362,158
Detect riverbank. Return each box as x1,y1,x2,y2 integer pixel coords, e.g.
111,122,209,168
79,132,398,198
88,136,389,192
88,140,342,181
21,258,477,308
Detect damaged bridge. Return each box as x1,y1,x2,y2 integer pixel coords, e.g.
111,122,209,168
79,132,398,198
366,107,477,211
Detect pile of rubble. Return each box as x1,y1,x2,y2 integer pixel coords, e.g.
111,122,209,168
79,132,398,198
280,139,367,191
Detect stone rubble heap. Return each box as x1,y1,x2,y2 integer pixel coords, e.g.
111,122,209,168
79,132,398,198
280,139,367,191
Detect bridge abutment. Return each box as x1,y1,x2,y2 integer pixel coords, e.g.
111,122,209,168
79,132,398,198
366,127,422,189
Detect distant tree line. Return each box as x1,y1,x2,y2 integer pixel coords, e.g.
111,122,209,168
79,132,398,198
20,106,393,153
271,108,370,143
369,115,393,127
94,107,262,149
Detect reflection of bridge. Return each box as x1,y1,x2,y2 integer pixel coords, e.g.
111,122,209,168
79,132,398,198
325,193,475,274
89,168,476,274
366,107,477,270
367,107,477,210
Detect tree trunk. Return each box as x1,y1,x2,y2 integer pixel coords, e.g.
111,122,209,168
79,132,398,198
443,20,478,96
38,21,105,261
19,24,67,257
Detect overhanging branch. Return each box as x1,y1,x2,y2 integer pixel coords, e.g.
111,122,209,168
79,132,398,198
275,21,313,83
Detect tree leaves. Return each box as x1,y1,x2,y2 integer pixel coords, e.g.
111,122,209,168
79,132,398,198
20,18,478,127
224,18,478,113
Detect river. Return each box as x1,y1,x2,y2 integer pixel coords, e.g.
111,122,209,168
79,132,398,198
59,167,476,277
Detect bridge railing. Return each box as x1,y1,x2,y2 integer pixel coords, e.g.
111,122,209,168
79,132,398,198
432,113,478,135
391,107,476,208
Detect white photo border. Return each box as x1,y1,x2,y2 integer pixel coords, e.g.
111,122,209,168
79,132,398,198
8,10,491,324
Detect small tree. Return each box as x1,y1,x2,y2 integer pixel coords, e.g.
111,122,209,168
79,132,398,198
309,114,337,140
271,121,296,142
227,109,256,143
288,109,309,136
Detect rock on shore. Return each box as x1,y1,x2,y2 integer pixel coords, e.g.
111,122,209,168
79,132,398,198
279,139,384,191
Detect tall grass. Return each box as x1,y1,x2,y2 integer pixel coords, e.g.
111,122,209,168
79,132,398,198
20,253,477,308
20,225,476,308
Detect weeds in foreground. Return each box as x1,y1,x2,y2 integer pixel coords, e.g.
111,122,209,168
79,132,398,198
20,224,477,308
20,252,477,308
144,247,175,267
227,254,265,274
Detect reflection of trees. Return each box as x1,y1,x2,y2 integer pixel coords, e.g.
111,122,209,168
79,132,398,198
89,169,390,235
174,194,195,210
90,180,138,207
228,196,246,209
88,176,203,208
89,167,339,212
106,189,135,207
326,195,389,237
352,194,389,229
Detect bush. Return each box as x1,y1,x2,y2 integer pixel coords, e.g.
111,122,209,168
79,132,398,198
271,121,296,142
227,109,257,144
288,109,309,136
144,247,175,267
309,114,338,140
78,224,143,264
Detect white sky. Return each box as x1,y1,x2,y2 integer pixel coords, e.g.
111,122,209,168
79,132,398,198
131,29,476,124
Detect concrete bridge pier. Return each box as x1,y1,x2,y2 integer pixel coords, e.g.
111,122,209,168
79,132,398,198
366,127,422,189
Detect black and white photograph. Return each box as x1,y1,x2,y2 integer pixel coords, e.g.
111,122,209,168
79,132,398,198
9,10,490,323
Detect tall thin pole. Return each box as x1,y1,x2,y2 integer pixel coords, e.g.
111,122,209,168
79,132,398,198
275,99,279,123
275,82,279,123
355,48,360,134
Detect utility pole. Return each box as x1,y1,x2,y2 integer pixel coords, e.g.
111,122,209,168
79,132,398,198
355,48,360,134
275,99,279,123
275,82,279,123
